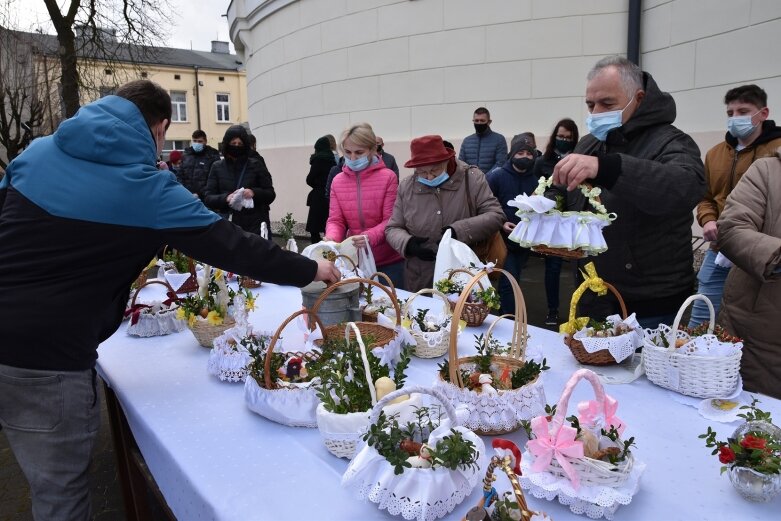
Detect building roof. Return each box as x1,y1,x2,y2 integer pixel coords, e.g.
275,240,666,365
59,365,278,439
4,28,243,72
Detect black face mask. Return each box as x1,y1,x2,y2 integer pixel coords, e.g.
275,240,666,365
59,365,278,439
555,138,575,153
512,157,534,172
225,144,248,158
474,123,489,135
376,146,383,154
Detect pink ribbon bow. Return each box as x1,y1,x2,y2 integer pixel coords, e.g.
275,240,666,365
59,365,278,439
527,416,584,489
577,394,625,435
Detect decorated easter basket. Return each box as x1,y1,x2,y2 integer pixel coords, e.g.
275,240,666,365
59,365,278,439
561,263,642,366
125,280,186,337
445,268,493,328
642,294,742,398
361,271,397,323
434,269,547,436
244,309,325,427
507,178,615,259
342,386,486,521
402,288,455,359
160,246,200,294
316,322,420,459
520,369,645,519
237,274,262,289
190,315,236,348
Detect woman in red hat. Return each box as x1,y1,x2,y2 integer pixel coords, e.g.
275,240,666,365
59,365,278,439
385,135,505,291
324,123,405,288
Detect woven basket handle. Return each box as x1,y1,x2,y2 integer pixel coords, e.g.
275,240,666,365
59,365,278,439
667,294,715,352
263,308,326,389
484,313,516,350
369,385,457,427
311,277,401,327
482,455,534,521
334,254,359,275
447,268,485,291
549,369,606,434
345,322,378,406
402,288,452,319
130,279,178,307
367,271,397,300
449,269,527,388
567,280,628,324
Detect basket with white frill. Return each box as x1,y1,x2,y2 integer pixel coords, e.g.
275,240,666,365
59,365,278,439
125,280,186,337
402,288,457,359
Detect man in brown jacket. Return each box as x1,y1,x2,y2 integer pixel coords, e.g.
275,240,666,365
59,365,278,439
691,84,781,326
385,135,505,291
717,147,781,399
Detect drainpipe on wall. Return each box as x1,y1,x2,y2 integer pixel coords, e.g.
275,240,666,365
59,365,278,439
627,0,642,65
194,65,202,130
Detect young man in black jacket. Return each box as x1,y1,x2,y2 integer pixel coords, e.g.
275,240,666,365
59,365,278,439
177,129,221,200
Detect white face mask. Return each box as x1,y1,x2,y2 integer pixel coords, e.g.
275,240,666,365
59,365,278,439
727,111,760,139
586,95,635,141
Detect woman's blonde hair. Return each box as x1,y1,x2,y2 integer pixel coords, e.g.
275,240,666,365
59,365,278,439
340,123,377,153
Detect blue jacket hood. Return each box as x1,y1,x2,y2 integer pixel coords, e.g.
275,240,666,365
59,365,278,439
54,95,157,166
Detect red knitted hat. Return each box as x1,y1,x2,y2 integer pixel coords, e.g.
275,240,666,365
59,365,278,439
169,150,183,163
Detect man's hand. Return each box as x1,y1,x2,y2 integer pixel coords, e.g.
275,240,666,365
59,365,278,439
351,235,367,249
502,221,516,234
405,236,436,261
313,259,340,283
702,221,718,242
552,154,599,191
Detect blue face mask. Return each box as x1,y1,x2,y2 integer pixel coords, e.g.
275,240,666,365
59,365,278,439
727,111,759,139
192,142,204,153
344,155,370,172
417,172,450,187
586,96,635,142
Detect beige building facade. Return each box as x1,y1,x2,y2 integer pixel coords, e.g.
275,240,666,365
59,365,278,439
228,0,781,224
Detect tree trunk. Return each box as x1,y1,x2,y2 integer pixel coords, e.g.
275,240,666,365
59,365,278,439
56,27,80,119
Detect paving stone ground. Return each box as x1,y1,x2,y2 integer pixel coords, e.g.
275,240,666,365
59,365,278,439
0,253,575,520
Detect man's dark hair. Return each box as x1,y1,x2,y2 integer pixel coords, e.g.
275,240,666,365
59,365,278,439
192,129,207,140
248,134,257,147
724,84,767,108
115,80,171,129
474,107,490,118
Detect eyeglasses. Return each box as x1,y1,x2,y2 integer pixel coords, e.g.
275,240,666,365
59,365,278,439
555,135,573,141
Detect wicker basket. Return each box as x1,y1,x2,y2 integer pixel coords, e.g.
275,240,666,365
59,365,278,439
531,244,586,260
360,271,397,323
435,269,546,436
310,277,402,350
244,309,325,427
642,294,742,398
161,246,199,294
238,275,262,289
125,279,185,337
564,274,629,366
190,316,236,348
402,288,454,359
446,268,492,327
133,268,149,288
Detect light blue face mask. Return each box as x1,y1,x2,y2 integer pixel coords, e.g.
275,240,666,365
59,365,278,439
344,155,370,171
417,172,450,187
727,111,759,139
192,142,204,153
586,96,635,142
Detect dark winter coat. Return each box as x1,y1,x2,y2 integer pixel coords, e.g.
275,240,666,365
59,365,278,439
204,156,276,234
487,160,538,252
306,156,335,233
458,128,508,173
177,145,221,199
568,71,705,318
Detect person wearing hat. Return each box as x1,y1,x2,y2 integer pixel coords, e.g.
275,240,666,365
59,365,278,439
204,125,276,235
306,136,336,243
386,135,505,291
168,149,183,176
486,140,539,314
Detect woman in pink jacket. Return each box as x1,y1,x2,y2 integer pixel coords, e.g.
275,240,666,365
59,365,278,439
324,123,405,288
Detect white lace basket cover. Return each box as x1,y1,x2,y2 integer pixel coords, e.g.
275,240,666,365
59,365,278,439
402,289,456,359
506,185,614,256
244,309,325,428
520,369,645,519
642,294,742,398
317,323,421,458
342,386,487,521
207,319,273,383
572,313,643,364
125,280,186,338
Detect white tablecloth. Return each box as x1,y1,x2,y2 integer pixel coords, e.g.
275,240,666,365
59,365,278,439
98,282,781,521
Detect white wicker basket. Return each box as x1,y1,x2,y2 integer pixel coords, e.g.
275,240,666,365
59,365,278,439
125,280,186,337
402,288,454,359
642,294,742,398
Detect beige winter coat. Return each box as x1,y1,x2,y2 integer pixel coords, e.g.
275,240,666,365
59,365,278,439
717,147,781,399
385,160,505,291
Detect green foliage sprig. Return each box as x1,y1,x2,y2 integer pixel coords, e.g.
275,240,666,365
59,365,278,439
279,212,296,241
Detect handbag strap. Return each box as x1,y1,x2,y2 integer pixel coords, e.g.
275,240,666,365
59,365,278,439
463,165,477,217
234,160,249,191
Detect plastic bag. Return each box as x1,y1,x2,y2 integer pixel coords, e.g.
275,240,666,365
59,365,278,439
433,229,492,288
356,237,377,278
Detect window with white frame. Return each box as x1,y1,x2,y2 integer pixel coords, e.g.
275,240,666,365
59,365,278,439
216,93,230,122
170,91,187,122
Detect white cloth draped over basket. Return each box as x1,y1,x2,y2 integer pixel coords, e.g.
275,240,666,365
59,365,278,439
507,207,612,256
571,313,643,364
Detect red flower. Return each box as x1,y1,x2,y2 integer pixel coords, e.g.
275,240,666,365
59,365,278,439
718,445,736,464
740,435,767,451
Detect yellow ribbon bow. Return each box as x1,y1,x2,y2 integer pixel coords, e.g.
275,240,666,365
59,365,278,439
559,262,606,335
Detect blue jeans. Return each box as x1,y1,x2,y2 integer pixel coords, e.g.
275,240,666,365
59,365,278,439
544,256,563,312
689,249,730,328
0,364,99,521
378,260,405,291
499,248,530,315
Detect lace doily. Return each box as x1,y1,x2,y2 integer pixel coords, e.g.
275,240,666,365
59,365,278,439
644,325,743,357
342,424,487,521
126,306,185,337
519,450,646,520
573,314,643,363
433,374,546,433
508,211,612,255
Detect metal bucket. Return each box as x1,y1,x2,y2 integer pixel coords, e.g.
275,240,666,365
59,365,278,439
301,281,361,326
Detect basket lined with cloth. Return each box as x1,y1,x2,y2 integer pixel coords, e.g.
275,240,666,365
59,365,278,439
519,369,645,520
402,288,457,359
560,263,643,366
125,280,186,337
642,294,742,398
361,271,397,323
436,268,498,328
434,269,547,436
